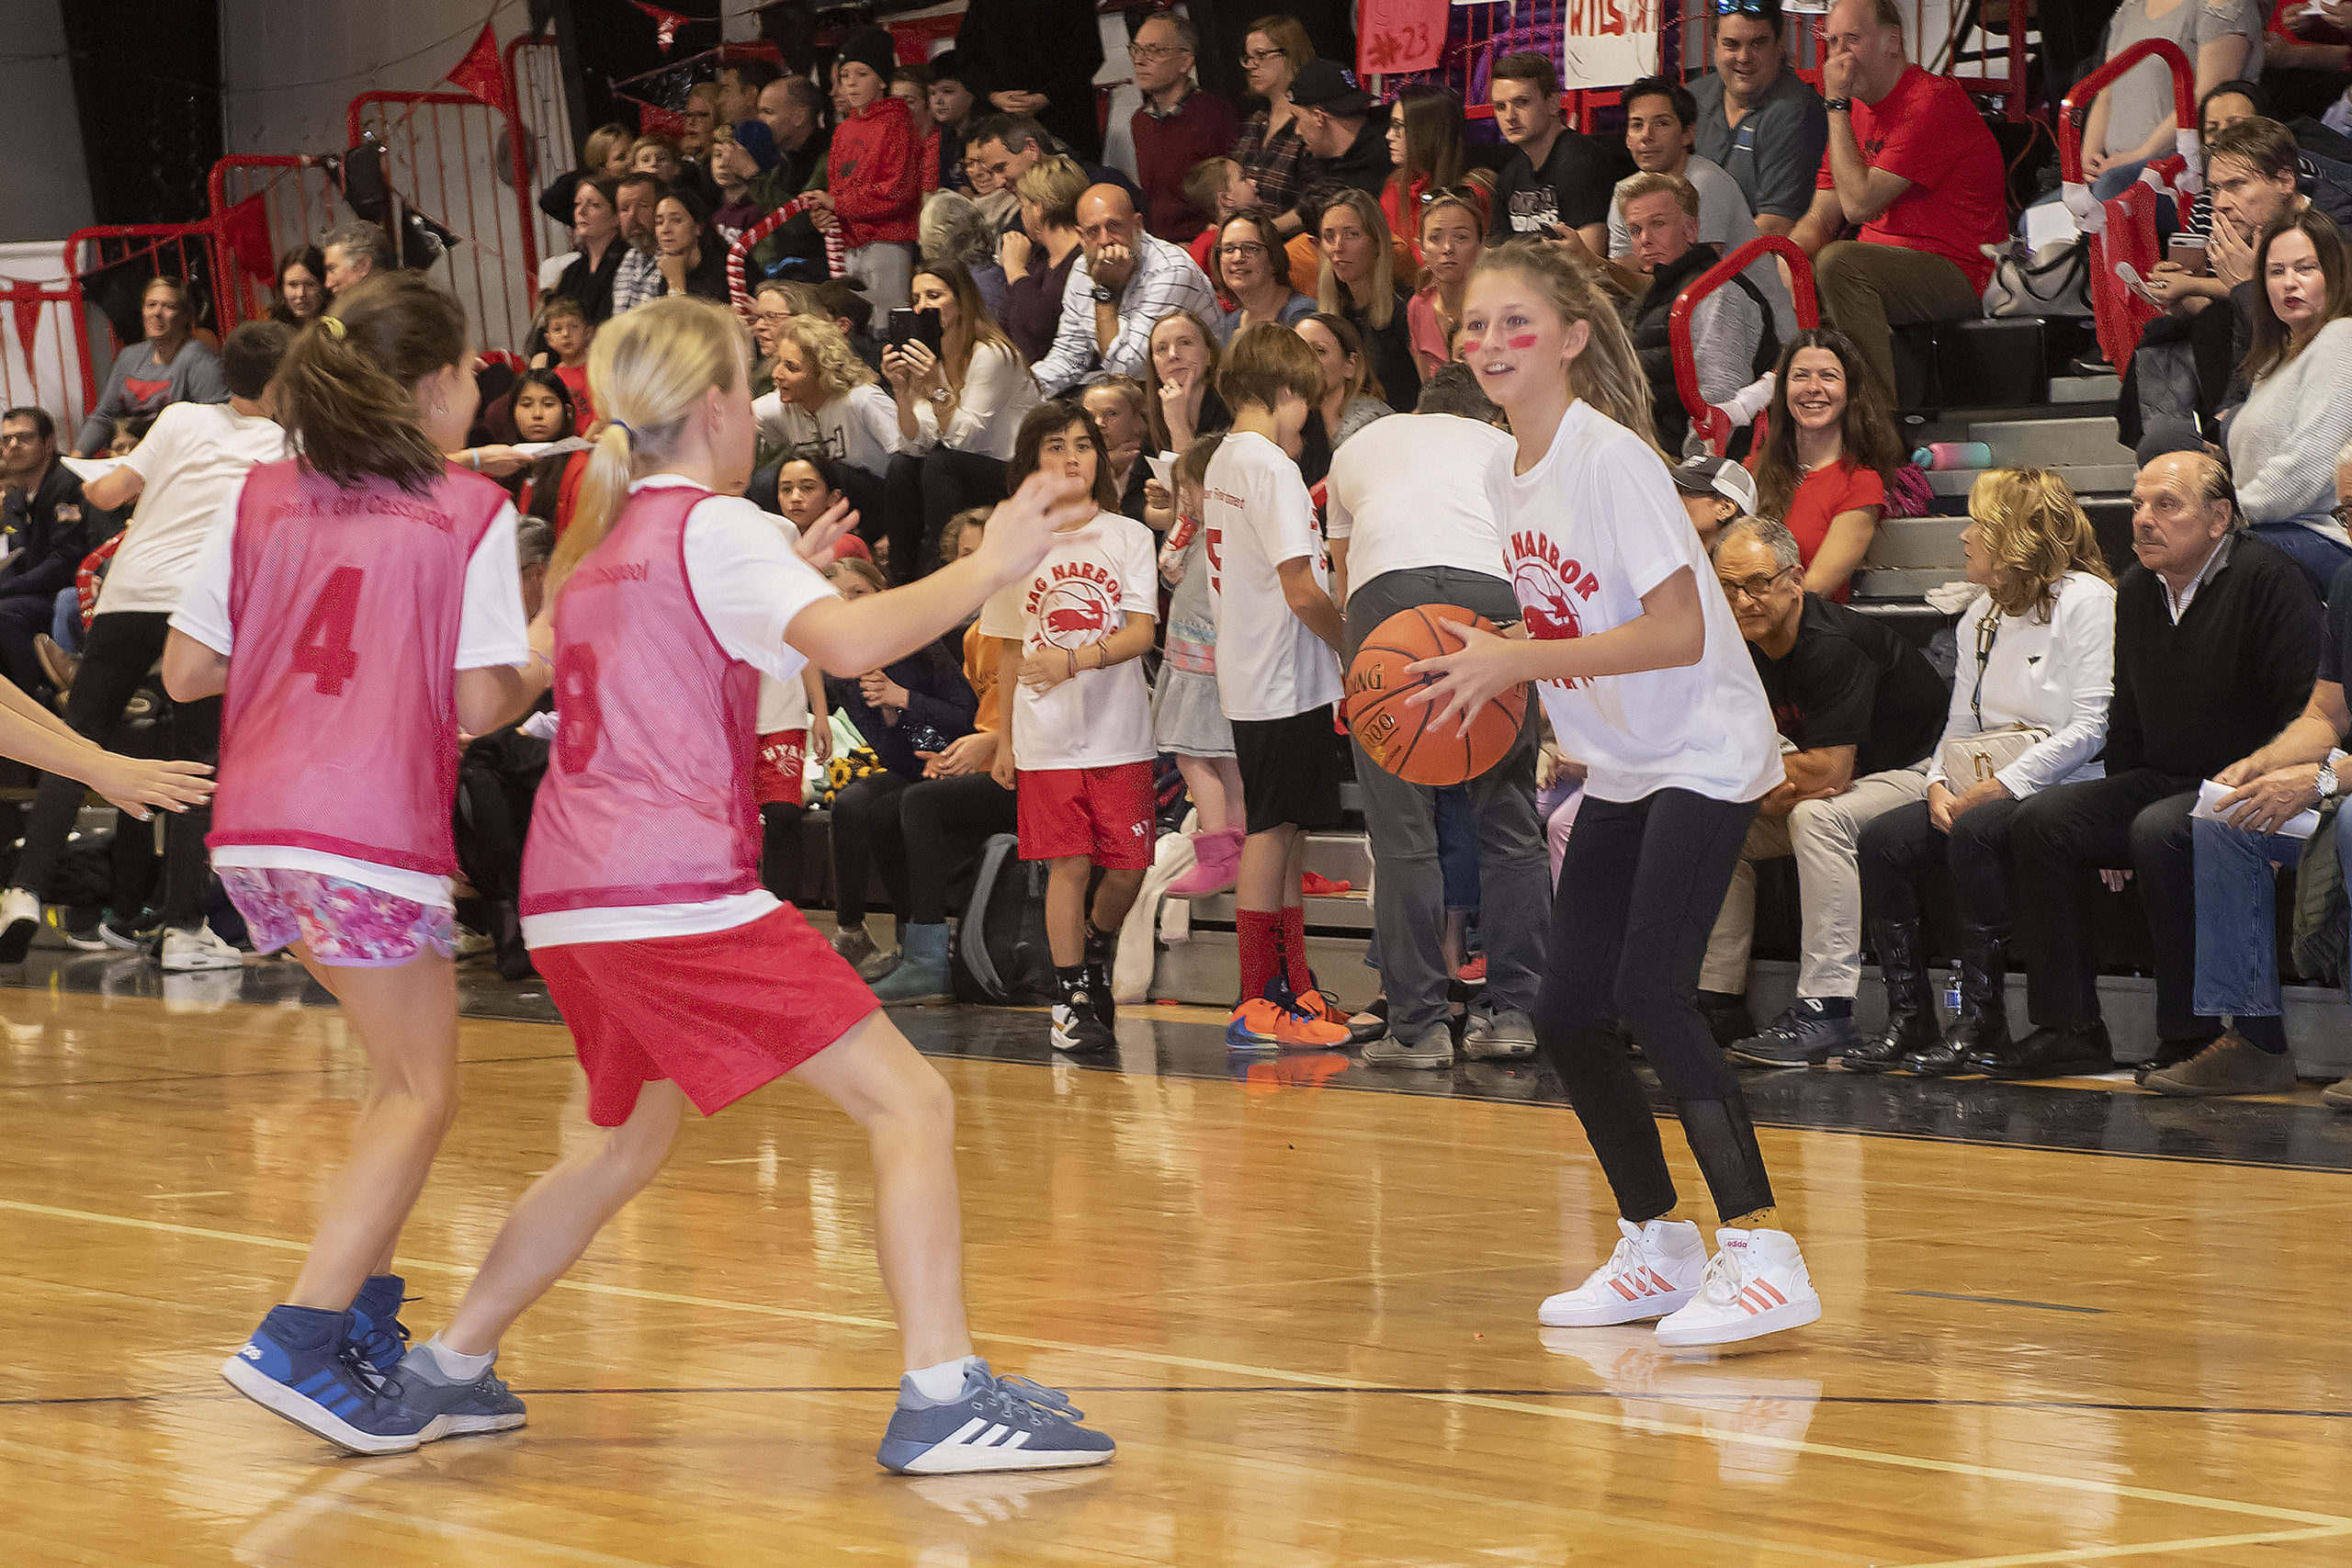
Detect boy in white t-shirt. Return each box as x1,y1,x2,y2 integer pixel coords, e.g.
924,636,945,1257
1202,325,1350,1052
0,320,292,970
979,401,1159,1054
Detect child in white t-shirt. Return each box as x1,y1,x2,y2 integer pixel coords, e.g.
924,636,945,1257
1154,434,1247,897
1409,242,1817,1352
1201,325,1350,1052
978,400,1159,1055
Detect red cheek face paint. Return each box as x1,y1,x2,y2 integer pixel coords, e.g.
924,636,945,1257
1505,334,1540,350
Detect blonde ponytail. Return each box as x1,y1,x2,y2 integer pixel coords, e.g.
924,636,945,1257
1471,241,1661,457
548,294,749,592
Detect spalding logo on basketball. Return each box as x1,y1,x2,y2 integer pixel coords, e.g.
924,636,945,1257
1344,603,1530,787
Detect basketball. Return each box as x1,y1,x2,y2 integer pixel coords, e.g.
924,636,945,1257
1345,604,1528,786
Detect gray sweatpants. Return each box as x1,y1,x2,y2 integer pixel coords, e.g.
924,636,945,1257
1345,567,1548,1041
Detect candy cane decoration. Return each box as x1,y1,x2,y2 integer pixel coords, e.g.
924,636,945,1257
729,193,844,314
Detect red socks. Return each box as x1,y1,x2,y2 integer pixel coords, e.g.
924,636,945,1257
1237,908,1280,1000
1282,905,1311,995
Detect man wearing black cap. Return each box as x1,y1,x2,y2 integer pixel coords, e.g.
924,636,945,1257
1287,60,1394,219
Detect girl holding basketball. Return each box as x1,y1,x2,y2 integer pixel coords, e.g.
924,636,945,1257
384,297,1116,1472
977,400,1159,1055
1407,242,1823,1348
162,275,539,1448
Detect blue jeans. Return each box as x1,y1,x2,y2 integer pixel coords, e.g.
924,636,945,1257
2249,522,2352,602
51,587,79,651
2191,812,2352,1018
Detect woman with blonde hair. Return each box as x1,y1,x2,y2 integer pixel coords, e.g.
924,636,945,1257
399,294,1116,1470
1850,468,2117,1078
753,312,901,546
1317,189,1419,412
1407,193,1484,377
1002,154,1090,364
1408,238,1816,1348
879,258,1042,581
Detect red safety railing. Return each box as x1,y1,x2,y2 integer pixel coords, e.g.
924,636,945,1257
207,154,343,327
1668,235,1817,457
349,90,541,356
0,272,96,441
507,33,578,279
2059,38,2197,371
60,225,230,452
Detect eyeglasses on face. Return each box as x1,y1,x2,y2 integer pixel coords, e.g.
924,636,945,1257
1716,0,1778,15
1129,44,1186,62
1239,48,1284,68
1718,566,1792,602
1217,241,1269,257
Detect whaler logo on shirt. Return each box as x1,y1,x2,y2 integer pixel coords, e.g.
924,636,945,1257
1508,529,1599,689
1024,559,1120,650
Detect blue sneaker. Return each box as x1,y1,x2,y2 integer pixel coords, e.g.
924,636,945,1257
386,1346,528,1443
876,1360,1115,1474
220,1304,430,1455
347,1273,411,1374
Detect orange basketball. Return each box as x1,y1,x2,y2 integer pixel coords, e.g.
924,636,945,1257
1344,604,1529,787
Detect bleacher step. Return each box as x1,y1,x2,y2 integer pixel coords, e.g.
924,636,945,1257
1928,464,2135,497
1864,515,1967,569
1966,414,2137,470
2049,373,2122,405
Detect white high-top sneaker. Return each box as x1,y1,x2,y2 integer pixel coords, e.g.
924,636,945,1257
1537,1217,1708,1327
1654,1227,1823,1348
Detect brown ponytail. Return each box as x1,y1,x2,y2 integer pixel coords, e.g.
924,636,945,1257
275,273,465,494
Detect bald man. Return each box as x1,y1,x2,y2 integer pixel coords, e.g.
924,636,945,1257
1998,452,2323,1084
1033,183,1218,393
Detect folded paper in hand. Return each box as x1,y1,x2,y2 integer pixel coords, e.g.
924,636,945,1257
2193,778,2319,840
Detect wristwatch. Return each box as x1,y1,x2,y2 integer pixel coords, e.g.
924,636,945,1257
2321,760,2342,803
1824,97,1852,114
928,386,951,405
1091,285,1116,304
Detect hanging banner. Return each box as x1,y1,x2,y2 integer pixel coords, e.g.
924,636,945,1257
1360,0,1449,75
1556,0,1664,90
444,22,512,114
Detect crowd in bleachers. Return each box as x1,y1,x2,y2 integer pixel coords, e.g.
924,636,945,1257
7,0,2352,1095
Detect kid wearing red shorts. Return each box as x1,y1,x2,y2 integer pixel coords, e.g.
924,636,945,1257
385,297,1116,1472
979,400,1159,1053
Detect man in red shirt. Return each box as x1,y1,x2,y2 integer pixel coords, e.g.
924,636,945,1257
1127,13,1240,244
1791,0,2007,402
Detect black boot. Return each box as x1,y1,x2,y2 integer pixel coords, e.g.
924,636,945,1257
1841,919,1939,1073
1905,923,2010,1077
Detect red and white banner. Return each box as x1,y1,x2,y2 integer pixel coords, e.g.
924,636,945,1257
1557,0,1664,90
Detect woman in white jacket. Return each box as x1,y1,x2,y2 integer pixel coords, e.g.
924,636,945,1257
1848,468,2117,1077
878,259,1042,582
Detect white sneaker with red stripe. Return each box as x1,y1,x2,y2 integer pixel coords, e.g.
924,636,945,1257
1536,1218,1706,1327
1654,1228,1822,1348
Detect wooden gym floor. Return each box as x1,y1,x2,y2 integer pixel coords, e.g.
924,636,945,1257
6,953,2352,1566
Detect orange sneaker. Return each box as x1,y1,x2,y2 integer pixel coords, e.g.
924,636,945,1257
1226,996,1350,1052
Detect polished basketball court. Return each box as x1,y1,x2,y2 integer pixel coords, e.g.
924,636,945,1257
7,953,2352,1566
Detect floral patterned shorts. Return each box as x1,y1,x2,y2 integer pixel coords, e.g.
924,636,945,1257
220,867,457,968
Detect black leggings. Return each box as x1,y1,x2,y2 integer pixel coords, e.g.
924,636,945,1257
1857,795,2022,932
13,610,217,927
831,772,912,923
897,771,1017,924
761,802,806,906
1536,788,1773,1224
881,448,1009,585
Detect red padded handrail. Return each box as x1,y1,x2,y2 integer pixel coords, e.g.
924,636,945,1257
1666,235,1816,456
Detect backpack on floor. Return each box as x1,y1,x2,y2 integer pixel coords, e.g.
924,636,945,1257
950,833,1059,1006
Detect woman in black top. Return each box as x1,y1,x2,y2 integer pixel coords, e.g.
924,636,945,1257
1316,190,1419,412
551,176,626,323
653,189,731,302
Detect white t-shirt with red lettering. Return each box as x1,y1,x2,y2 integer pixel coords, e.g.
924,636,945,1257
1201,430,1342,723
977,511,1158,771
1488,400,1781,805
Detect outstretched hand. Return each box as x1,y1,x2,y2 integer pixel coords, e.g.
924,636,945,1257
1402,618,1524,737
974,469,1095,581
92,755,214,821
796,496,859,566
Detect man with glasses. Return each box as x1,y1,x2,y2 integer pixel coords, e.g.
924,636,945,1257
1698,516,1946,1066
1128,13,1239,243
0,408,111,703
1693,0,1828,239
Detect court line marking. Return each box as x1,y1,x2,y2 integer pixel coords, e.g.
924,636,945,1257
1898,1290,2107,1315
7,1195,2349,1539
1903,1525,2352,1567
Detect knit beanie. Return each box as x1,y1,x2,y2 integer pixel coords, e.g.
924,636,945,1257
834,28,897,85
731,118,780,174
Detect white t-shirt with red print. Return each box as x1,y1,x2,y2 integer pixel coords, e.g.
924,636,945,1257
1487,400,1781,806
977,510,1158,772
1201,430,1343,723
